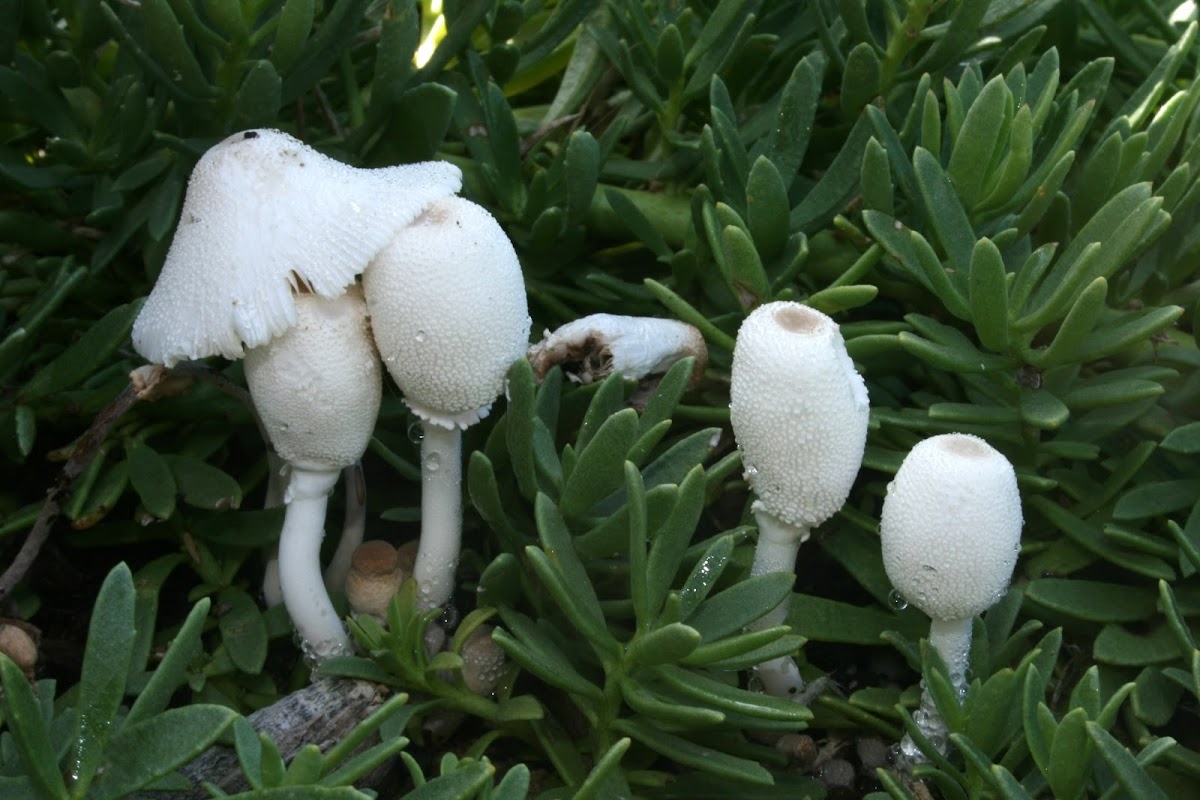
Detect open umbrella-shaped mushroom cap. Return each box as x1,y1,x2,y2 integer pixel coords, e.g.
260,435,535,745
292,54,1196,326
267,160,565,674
363,196,531,430
730,301,869,529
880,433,1023,622
132,129,462,367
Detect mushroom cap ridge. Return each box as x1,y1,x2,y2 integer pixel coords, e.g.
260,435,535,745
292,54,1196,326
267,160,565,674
363,196,531,429
133,129,462,367
880,433,1022,622
729,301,869,529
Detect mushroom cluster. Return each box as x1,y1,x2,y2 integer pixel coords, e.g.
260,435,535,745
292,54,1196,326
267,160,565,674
729,301,870,698
132,129,529,661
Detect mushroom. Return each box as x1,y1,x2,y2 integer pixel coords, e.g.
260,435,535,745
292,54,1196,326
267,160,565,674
460,624,507,696
243,286,382,657
527,313,707,386
345,540,408,620
131,129,462,659
0,622,38,680
362,196,530,612
880,433,1022,759
729,302,870,698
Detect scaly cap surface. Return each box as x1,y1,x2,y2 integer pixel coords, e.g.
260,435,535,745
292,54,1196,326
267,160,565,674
729,302,869,528
880,433,1022,621
243,286,382,471
363,197,531,429
133,129,461,366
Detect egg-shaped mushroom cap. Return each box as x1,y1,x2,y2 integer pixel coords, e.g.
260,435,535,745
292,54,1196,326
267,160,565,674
132,129,462,367
729,302,869,529
880,433,1022,622
243,286,382,471
362,197,531,429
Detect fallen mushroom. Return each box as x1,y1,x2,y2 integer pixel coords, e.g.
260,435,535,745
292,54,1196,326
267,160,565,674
363,196,530,612
527,313,707,386
132,129,461,659
729,302,869,699
880,433,1022,760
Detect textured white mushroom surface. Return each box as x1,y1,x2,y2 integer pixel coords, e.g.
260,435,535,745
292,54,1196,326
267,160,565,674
243,287,381,470
729,302,869,528
527,313,707,385
133,129,462,366
880,433,1022,622
363,196,531,429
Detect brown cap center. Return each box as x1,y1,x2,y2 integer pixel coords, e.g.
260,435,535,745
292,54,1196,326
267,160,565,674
774,305,823,334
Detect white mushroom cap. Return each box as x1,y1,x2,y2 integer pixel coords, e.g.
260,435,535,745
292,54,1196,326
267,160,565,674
729,302,869,529
880,433,1022,622
243,286,381,471
132,129,462,367
362,196,531,429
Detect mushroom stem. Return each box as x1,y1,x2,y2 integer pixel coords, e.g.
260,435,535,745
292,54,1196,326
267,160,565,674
324,462,367,592
748,508,810,698
262,451,288,608
278,466,350,658
929,616,973,690
897,617,973,763
412,423,463,612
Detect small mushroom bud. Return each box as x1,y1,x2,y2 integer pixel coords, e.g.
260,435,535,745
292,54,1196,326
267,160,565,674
0,623,38,679
345,540,407,620
459,625,506,696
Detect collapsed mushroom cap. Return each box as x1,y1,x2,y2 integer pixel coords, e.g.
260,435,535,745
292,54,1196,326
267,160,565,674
133,129,462,367
729,302,869,528
362,196,531,429
243,286,382,471
527,313,707,386
880,433,1022,622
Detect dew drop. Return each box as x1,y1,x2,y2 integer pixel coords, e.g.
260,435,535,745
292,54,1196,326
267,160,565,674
888,589,909,611
407,422,425,443
438,603,460,630
424,452,441,472
415,330,427,343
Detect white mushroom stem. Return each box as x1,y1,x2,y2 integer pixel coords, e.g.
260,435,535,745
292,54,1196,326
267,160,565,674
324,462,367,592
412,423,464,612
262,451,289,608
747,509,810,698
929,617,973,689
278,467,350,658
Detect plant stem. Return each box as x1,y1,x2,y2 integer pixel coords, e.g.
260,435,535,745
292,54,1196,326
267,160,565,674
279,466,350,659
413,423,463,612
